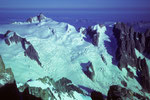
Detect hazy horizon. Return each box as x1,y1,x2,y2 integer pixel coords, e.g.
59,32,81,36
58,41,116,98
0,7,150,14
0,0,150,9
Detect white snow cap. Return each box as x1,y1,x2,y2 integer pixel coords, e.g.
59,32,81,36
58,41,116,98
91,24,106,34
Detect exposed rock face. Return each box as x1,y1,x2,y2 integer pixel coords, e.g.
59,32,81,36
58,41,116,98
145,29,150,54
18,77,85,100
19,84,52,100
0,55,14,87
27,13,47,23
55,77,84,95
24,44,41,66
37,13,47,22
81,61,95,81
101,54,107,65
107,85,149,100
136,58,150,92
113,22,150,92
18,77,56,100
113,23,137,68
0,55,5,72
91,91,104,100
107,85,133,100
3,31,41,66
87,26,100,46
86,24,106,46
121,80,127,87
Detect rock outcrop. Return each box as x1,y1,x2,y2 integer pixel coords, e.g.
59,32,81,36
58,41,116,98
101,54,107,65
55,77,84,96
87,25,100,46
91,91,104,100
3,31,41,66
81,61,95,81
144,29,150,54
0,55,5,72
107,85,149,100
18,77,85,100
136,58,150,93
113,23,137,69
113,22,150,93
0,55,14,87
24,44,41,66
87,24,106,46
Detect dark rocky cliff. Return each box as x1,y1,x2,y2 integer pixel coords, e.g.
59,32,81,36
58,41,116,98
113,22,150,93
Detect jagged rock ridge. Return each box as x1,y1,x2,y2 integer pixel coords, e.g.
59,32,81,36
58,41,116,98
113,22,150,93
3,30,41,66
81,24,106,46
18,77,85,100
87,24,101,46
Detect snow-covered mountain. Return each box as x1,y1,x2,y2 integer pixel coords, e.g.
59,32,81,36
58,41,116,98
0,14,150,100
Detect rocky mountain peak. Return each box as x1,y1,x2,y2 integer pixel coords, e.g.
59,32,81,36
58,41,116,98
26,13,47,23
87,24,106,46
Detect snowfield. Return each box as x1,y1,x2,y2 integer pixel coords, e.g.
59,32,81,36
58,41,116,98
0,14,146,97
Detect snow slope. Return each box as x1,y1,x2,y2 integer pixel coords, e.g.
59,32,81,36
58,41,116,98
0,14,143,96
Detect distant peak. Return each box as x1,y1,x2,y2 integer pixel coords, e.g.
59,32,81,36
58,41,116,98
37,13,47,21
26,13,47,23
90,24,105,32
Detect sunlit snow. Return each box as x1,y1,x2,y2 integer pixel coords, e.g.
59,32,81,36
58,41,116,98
0,15,145,95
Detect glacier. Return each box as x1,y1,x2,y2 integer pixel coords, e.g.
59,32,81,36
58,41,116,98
0,14,150,99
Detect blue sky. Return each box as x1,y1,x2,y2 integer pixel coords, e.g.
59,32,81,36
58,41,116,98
0,0,150,9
